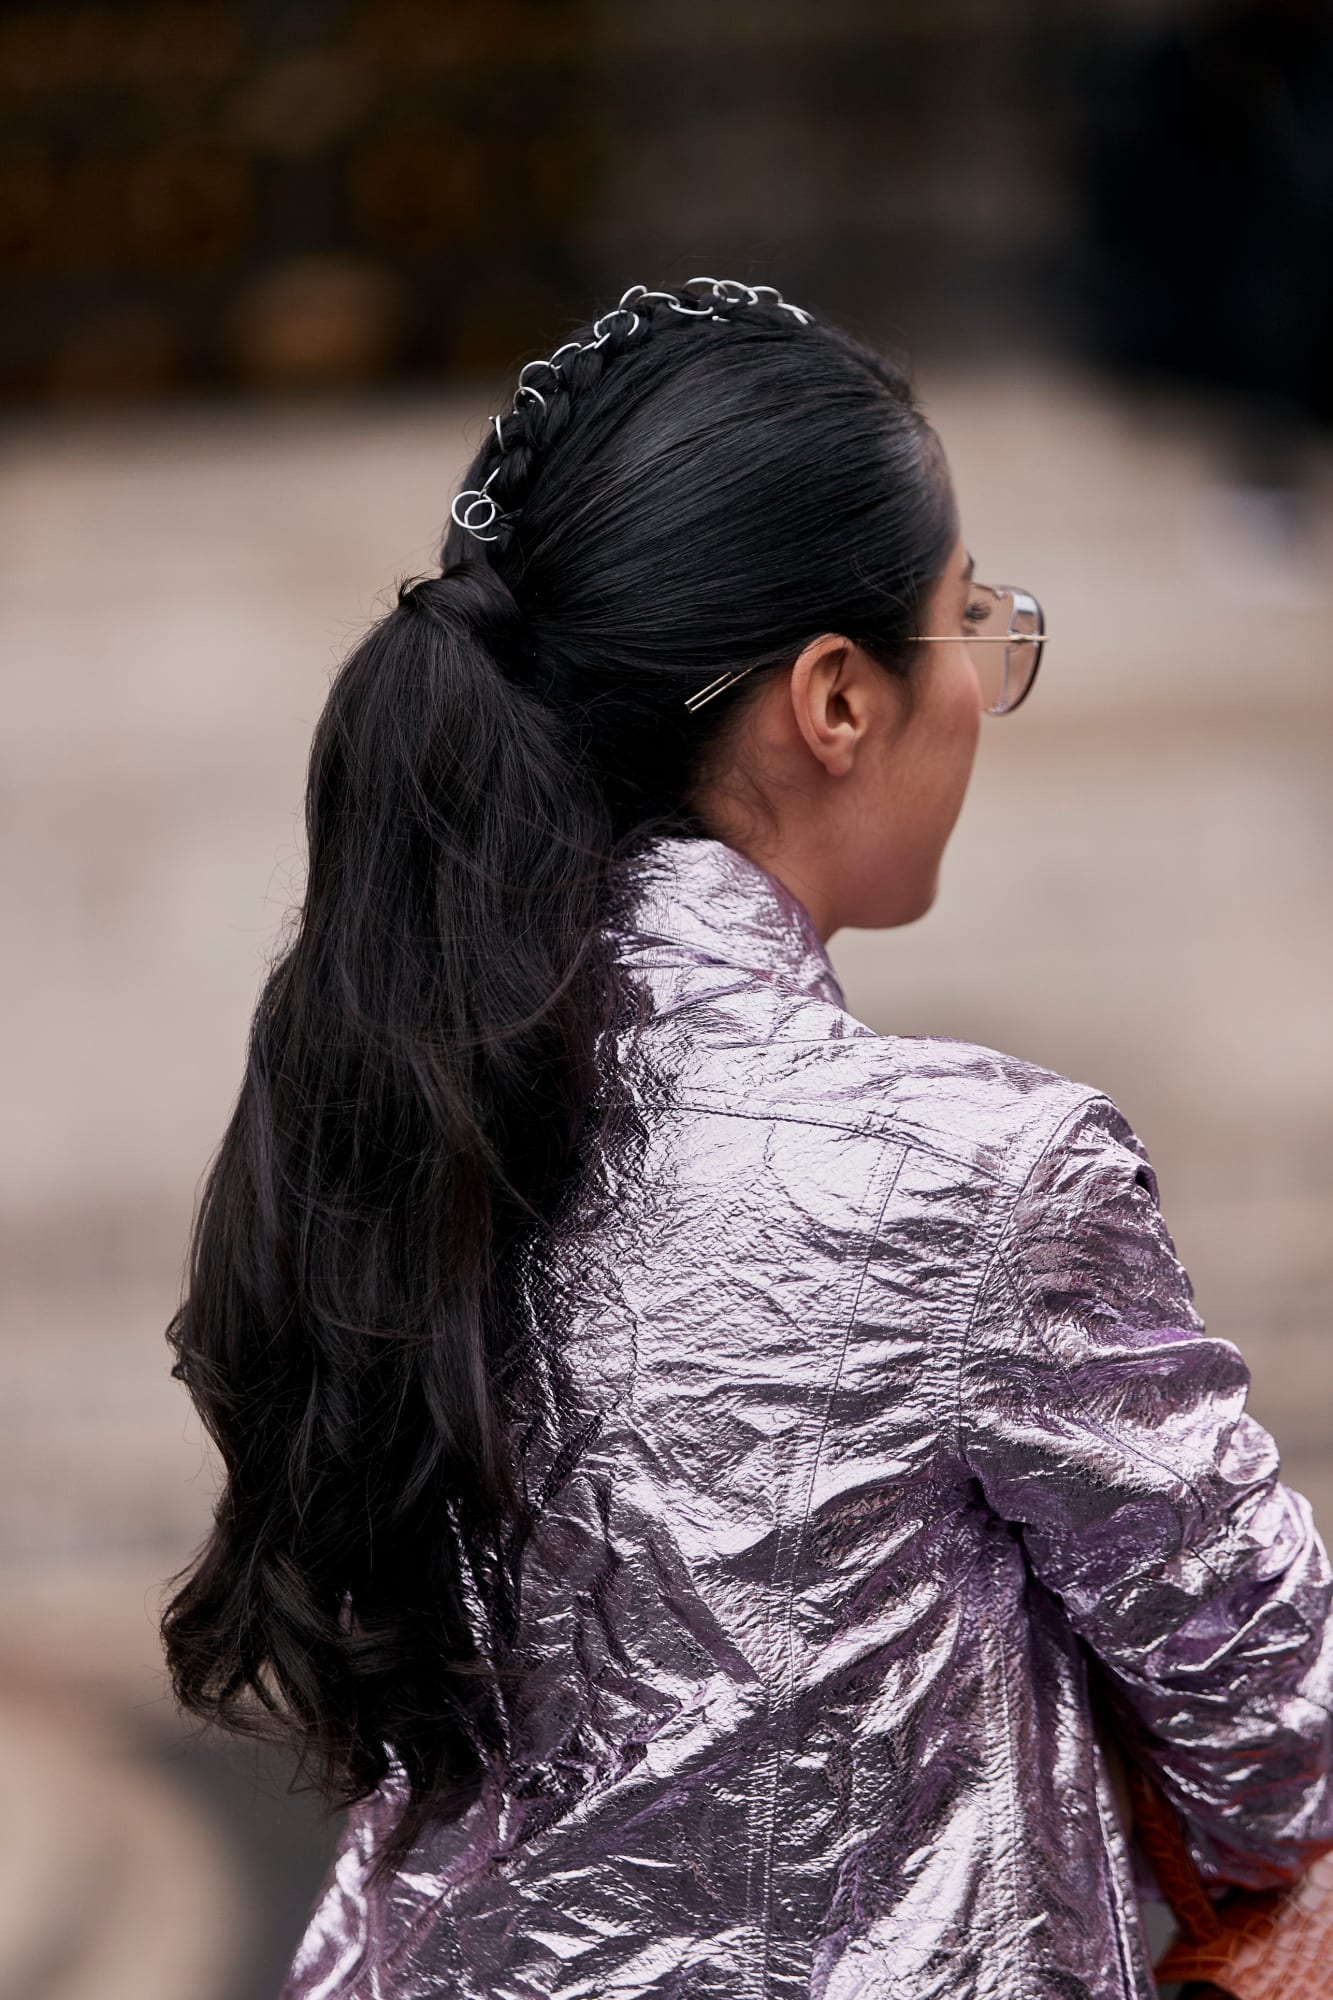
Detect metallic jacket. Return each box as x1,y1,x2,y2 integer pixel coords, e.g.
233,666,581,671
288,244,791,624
282,833,1333,2000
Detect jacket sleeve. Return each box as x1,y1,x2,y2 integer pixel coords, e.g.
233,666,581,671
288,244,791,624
960,1092,1333,1890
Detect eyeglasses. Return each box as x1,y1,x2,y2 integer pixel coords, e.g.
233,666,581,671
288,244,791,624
911,581,1045,717
683,580,1046,715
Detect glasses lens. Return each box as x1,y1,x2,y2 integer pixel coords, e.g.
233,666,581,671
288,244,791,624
966,586,1044,714
966,585,1010,713
1002,589,1044,714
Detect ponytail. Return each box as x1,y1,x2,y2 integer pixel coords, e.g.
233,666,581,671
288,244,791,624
162,285,956,1854
162,558,636,1845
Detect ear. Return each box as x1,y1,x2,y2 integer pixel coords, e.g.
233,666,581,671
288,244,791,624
786,634,883,777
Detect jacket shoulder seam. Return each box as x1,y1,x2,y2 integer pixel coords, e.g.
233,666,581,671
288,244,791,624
670,1084,1106,1189
952,1089,1113,1461
669,1096,996,1183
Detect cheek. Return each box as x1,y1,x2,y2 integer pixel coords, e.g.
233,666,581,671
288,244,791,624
857,658,980,925
933,651,983,794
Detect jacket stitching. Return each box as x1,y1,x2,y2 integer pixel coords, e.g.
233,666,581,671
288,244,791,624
943,1094,1123,1999
672,1094,1020,1185
1090,1753,1148,1998
992,1249,1217,1538
977,1561,1030,2000
952,1092,1112,1462
749,1141,907,2000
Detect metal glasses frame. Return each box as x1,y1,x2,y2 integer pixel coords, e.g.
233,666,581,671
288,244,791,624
684,584,1046,715
910,583,1045,716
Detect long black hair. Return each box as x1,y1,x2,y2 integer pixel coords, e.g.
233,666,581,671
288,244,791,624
161,284,956,1859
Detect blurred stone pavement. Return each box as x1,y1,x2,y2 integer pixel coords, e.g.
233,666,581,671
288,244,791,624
1,366,1330,1997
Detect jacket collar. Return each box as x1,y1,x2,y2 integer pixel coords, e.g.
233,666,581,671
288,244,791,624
616,834,846,1009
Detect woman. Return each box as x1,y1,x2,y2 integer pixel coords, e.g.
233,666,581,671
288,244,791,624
163,280,1333,1999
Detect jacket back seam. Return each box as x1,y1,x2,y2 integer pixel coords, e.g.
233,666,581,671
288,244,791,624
748,1140,909,2000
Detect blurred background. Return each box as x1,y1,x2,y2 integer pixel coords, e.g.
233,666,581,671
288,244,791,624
2,0,1331,1993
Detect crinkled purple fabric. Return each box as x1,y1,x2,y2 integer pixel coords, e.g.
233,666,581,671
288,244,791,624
281,833,1333,2000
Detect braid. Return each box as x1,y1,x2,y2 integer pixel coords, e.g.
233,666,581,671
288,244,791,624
448,280,815,557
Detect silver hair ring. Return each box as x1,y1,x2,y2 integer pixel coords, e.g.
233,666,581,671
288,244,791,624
689,277,755,305
628,287,704,312
450,466,508,544
749,282,813,324
662,289,717,316
518,357,561,393
591,307,641,346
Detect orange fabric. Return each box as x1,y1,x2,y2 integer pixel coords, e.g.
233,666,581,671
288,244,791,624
1127,1764,1333,1998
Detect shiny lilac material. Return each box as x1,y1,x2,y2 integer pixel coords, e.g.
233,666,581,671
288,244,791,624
281,833,1333,2000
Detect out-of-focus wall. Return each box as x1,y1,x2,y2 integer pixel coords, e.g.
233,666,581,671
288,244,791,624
0,0,599,399
1,0,1183,404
